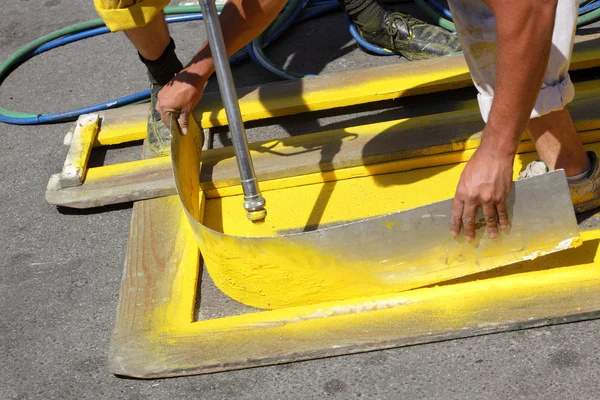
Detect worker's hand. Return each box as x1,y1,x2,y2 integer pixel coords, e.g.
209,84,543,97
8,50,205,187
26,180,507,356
156,71,207,135
450,139,514,241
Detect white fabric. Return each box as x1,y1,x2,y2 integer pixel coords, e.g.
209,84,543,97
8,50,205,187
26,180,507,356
447,0,577,122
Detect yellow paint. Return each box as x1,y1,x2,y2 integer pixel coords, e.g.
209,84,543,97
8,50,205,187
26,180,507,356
84,156,170,183
62,115,99,185
163,206,202,326
384,221,396,230
73,121,96,177
203,129,600,199
192,54,600,129
197,142,591,308
77,86,600,194
108,45,600,375
162,225,600,334
94,120,146,147
94,46,600,145
80,85,600,195
111,192,600,377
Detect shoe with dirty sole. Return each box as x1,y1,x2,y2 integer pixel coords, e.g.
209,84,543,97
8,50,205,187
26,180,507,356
519,151,600,213
356,12,461,61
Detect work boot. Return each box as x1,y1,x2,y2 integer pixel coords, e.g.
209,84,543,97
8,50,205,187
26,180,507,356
340,0,461,60
146,83,171,157
138,38,184,157
519,151,600,213
359,12,461,60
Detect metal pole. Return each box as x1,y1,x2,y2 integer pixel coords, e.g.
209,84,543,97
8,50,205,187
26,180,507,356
200,0,267,220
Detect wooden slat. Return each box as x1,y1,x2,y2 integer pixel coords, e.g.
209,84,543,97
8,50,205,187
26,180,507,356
59,114,99,188
47,82,600,208
109,196,200,370
94,33,600,146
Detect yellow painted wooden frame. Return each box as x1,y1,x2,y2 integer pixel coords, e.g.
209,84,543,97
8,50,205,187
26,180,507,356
46,33,600,208
47,80,600,208
110,115,600,377
103,35,600,377
109,192,600,378
57,113,99,188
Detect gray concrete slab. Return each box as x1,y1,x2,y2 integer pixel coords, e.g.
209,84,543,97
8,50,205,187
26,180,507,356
1,1,600,399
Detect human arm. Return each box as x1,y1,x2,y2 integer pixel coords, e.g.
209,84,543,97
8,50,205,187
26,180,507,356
450,0,559,241
156,0,287,133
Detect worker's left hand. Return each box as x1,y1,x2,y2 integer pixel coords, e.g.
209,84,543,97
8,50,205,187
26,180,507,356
450,139,514,241
156,70,207,135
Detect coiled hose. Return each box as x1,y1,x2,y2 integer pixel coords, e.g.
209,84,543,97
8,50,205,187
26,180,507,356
1,0,599,124
0,2,339,124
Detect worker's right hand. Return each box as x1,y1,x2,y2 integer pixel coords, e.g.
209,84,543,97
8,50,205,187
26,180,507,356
156,70,207,135
450,138,514,241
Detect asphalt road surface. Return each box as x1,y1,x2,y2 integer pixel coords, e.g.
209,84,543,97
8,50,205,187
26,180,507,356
2,1,600,399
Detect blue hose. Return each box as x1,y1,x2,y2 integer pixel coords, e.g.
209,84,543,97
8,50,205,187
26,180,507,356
580,0,600,14
247,0,315,80
2,2,342,124
3,13,215,124
247,0,396,80
426,0,452,21
4,0,600,124
347,15,395,55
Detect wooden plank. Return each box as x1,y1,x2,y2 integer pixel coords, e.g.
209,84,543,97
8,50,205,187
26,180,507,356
94,33,600,146
109,195,200,371
109,195,600,378
58,114,99,188
46,157,174,209
47,82,600,208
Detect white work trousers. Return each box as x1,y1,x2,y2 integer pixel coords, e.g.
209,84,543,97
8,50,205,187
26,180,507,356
447,0,578,122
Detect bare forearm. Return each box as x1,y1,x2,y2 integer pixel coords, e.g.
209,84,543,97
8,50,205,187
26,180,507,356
482,0,558,155
182,0,286,87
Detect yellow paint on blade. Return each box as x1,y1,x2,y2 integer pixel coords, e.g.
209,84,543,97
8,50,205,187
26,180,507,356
163,228,600,333
194,143,594,309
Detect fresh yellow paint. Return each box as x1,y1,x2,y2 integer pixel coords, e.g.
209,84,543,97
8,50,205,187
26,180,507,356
94,120,146,147
196,142,593,308
205,143,600,237
111,194,600,377
94,43,600,145
84,156,170,182
161,216,600,334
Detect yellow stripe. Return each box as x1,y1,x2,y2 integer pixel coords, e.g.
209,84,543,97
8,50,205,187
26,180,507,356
95,40,600,145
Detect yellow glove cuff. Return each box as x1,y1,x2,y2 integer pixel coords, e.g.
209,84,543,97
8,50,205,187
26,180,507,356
93,0,170,32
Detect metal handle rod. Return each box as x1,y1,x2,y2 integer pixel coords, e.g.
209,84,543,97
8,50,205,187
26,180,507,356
200,0,266,218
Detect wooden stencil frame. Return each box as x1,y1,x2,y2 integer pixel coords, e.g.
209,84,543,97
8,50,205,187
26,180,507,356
107,33,600,378
109,193,600,379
